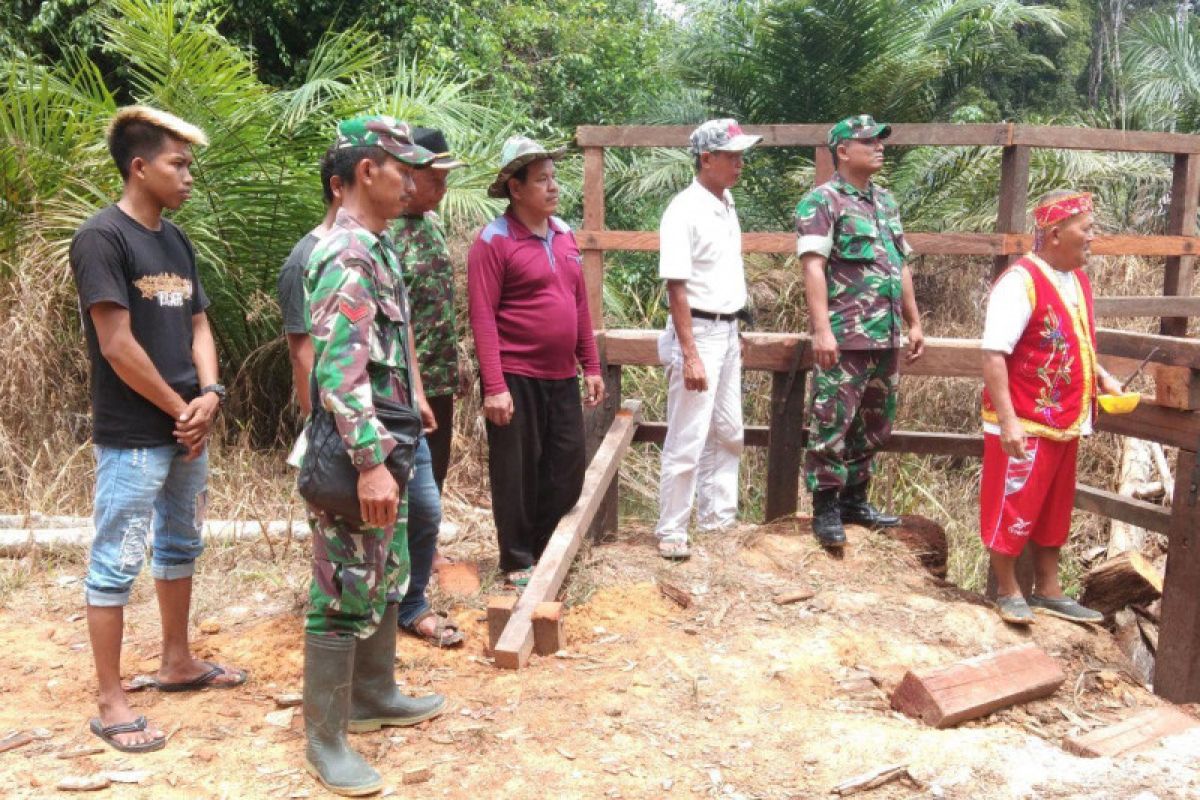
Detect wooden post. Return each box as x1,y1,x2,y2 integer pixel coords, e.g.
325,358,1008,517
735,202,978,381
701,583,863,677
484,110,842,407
986,144,1033,597
1155,449,1200,702
582,146,606,331
814,146,834,185
992,144,1030,279
765,368,807,522
1162,153,1199,338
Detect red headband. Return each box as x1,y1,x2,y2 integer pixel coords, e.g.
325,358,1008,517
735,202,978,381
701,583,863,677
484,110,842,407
1034,192,1093,229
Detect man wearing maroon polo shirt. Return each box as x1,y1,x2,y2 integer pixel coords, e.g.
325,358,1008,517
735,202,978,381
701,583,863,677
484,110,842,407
468,136,605,586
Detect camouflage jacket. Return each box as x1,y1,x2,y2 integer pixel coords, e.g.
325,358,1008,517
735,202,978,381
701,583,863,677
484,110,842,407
306,208,413,471
795,174,911,350
393,212,457,398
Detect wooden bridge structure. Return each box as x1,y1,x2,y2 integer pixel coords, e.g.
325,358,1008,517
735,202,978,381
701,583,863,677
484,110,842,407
492,123,1200,705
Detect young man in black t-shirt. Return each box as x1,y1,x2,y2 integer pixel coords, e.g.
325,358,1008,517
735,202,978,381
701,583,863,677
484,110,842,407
70,106,247,754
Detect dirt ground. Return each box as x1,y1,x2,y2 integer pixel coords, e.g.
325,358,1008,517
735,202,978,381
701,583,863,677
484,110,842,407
1,518,1199,800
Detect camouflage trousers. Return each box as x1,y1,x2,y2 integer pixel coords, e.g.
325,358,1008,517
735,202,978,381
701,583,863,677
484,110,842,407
305,494,410,638
804,348,899,492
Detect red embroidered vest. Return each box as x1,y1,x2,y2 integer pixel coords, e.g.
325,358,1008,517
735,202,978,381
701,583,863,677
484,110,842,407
982,254,1097,441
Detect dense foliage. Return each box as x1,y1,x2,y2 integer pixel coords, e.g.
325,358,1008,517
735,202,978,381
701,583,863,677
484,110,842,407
1,0,1198,444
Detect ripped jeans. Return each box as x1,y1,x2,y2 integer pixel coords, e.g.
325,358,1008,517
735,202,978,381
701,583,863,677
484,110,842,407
85,445,208,607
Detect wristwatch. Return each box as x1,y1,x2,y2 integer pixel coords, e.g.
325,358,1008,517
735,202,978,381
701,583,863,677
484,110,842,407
200,383,227,405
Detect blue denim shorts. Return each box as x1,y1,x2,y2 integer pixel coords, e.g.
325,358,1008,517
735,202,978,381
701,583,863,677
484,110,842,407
85,445,208,607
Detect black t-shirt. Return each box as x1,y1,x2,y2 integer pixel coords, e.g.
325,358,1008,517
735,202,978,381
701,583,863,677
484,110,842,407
277,232,319,335
70,204,210,447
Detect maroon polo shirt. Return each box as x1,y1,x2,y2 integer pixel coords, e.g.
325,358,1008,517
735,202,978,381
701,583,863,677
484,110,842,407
467,210,601,397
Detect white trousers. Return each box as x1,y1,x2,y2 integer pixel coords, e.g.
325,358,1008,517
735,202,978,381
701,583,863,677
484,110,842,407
655,318,744,541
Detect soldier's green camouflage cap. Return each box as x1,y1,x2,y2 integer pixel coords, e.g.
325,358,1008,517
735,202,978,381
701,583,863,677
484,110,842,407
335,115,436,166
827,115,892,147
487,135,567,198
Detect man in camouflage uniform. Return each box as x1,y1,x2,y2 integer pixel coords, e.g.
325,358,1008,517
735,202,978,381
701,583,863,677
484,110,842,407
301,116,445,796
390,127,466,647
795,115,925,548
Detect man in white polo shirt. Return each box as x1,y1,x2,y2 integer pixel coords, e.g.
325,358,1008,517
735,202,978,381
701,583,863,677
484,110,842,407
655,118,761,559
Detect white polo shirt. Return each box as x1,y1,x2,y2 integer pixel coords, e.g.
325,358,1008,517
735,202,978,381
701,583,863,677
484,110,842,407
658,179,747,315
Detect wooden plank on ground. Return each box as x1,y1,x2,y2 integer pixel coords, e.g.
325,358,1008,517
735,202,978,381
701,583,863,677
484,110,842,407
890,643,1066,728
1079,552,1164,617
492,400,643,669
1063,706,1199,758
1155,450,1200,702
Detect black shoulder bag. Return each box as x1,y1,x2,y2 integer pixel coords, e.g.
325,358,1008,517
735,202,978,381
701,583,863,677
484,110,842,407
297,255,423,527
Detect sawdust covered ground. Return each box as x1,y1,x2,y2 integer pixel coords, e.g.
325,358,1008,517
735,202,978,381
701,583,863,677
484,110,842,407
1,519,1199,799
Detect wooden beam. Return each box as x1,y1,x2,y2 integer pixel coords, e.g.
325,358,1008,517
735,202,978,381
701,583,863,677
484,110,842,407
1008,124,1200,154
1074,484,1172,534
493,400,642,670
1094,296,1200,318
1095,328,1200,369
581,146,606,328
1162,153,1199,337
575,230,1200,258
765,369,807,521
993,145,1031,278
1155,450,1200,702
879,431,982,457
634,422,770,447
1096,400,1200,451
576,123,1200,153
602,329,982,376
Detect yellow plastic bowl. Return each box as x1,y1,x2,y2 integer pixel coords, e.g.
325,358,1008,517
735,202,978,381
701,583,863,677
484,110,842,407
1098,392,1141,414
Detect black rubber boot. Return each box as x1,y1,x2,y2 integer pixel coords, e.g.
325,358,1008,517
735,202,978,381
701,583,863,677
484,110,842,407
839,481,900,528
303,634,382,797
812,489,846,548
348,604,446,733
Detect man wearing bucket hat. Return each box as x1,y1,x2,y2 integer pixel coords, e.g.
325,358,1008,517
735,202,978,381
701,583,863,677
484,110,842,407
795,114,924,548
467,135,604,587
301,115,446,796
390,127,467,648
654,118,761,560
980,189,1119,626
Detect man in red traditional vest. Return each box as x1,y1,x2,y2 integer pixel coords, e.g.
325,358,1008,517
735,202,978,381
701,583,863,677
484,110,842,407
980,190,1122,625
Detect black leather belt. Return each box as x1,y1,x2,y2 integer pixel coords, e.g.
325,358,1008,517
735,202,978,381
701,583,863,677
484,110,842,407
690,308,741,322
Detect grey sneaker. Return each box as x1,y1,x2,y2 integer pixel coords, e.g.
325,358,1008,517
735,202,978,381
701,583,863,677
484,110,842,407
1029,595,1104,624
995,594,1035,625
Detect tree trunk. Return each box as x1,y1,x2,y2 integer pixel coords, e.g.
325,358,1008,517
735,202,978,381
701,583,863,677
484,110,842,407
1080,551,1164,617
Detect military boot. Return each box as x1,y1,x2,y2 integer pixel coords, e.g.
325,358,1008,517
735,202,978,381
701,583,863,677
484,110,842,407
348,604,446,733
839,480,900,528
303,634,382,797
811,489,846,548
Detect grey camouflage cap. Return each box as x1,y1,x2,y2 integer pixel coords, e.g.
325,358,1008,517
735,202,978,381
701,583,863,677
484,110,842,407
689,118,762,155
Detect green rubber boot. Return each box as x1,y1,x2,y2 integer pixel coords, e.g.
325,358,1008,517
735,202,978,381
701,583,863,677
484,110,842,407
303,634,382,797
348,604,446,733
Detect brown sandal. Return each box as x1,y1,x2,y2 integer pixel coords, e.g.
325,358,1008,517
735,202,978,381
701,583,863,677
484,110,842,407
400,610,464,648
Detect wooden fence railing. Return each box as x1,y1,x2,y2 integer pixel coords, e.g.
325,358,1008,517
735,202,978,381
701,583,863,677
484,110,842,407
575,123,1200,703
